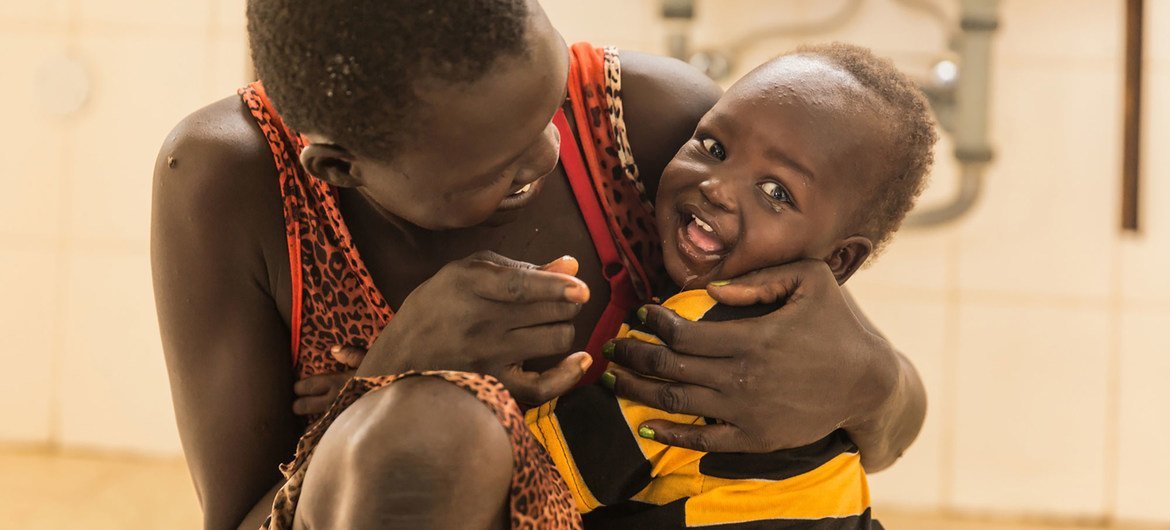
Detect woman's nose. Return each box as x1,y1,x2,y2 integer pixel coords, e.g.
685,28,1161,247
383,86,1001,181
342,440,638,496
699,178,737,212
511,122,562,184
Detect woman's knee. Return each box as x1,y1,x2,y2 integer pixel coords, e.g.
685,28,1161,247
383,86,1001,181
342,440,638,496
297,376,513,529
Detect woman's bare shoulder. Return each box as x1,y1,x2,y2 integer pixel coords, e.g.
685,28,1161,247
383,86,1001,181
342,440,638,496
151,94,288,298
154,95,279,218
617,50,722,197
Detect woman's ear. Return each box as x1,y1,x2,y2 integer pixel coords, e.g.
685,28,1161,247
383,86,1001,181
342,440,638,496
825,236,874,285
300,143,362,188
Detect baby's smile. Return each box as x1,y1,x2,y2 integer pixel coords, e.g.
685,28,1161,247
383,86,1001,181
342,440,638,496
672,200,736,283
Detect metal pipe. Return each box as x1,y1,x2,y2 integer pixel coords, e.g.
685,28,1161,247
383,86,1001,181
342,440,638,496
905,0,998,228
662,0,695,60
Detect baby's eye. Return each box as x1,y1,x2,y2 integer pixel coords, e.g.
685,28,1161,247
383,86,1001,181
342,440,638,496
700,138,726,161
759,181,793,205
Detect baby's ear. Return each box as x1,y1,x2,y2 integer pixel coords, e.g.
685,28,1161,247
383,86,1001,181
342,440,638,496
824,236,873,285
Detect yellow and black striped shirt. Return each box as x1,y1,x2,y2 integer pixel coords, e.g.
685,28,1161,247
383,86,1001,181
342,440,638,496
526,290,882,529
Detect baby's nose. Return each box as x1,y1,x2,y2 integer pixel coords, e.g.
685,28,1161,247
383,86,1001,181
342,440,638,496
699,178,737,212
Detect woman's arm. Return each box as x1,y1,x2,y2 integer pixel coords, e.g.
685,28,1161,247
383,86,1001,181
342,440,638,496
841,288,928,471
152,96,302,530
604,260,926,470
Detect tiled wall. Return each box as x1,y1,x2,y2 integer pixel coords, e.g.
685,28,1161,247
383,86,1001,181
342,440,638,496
0,0,247,454
2,0,1167,523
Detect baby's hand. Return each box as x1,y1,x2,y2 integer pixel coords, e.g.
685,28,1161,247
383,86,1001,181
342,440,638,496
291,345,366,416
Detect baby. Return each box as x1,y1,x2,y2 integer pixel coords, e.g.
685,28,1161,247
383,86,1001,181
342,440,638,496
527,42,937,529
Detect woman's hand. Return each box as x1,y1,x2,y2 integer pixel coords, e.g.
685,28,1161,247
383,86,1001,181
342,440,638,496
605,259,925,469
292,346,365,416
353,251,594,405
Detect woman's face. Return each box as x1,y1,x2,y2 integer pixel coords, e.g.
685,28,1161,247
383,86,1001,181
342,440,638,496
353,2,569,230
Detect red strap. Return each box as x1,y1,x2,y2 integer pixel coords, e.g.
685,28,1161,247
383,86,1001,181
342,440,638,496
554,110,640,384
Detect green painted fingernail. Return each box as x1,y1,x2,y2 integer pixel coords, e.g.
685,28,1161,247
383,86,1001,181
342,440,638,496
709,280,730,286
602,341,615,359
636,306,648,323
638,426,656,439
600,371,616,389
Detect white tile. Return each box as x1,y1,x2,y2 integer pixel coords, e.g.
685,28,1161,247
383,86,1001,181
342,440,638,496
0,33,67,241
955,61,1120,301
67,33,209,246
0,248,60,443
951,303,1110,516
0,0,68,26
1115,307,1170,523
207,33,249,101
998,0,1123,64
542,0,663,53
76,0,210,32
700,0,952,86
1148,0,1170,67
850,229,954,296
59,249,180,455
857,295,951,511
1120,69,1170,304
214,0,246,33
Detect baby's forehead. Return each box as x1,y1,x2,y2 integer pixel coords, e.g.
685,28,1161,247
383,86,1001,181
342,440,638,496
728,55,879,110
714,55,896,197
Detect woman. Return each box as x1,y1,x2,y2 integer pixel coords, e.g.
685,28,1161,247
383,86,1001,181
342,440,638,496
151,0,925,528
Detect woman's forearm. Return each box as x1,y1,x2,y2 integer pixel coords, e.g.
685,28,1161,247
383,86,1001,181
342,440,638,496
847,345,927,473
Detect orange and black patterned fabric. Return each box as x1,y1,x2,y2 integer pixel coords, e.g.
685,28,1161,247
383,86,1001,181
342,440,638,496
237,42,659,389
240,42,658,529
527,290,884,529
262,371,581,530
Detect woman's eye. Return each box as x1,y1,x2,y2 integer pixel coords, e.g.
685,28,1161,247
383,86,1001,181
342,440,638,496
700,138,726,161
759,181,793,205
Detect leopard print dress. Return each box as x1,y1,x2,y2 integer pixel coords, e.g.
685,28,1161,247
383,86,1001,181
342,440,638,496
242,42,660,530
264,372,581,530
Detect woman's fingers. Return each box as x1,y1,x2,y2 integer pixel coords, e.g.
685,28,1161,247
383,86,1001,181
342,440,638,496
606,366,726,419
506,301,584,329
501,324,577,361
705,259,834,307
330,345,368,369
638,304,743,358
606,339,725,389
635,420,750,453
293,372,351,396
292,394,338,416
500,352,592,405
465,256,590,304
292,372,354,415
293,371,355,416
537,255,580,276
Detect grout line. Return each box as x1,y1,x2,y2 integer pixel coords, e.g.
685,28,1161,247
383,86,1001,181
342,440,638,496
855,283,1123,310
45,0,85,452
938,230,960,509
1101,236,1125,520
205,0,218,100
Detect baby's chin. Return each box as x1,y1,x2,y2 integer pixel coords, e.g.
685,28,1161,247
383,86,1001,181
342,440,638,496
663,249,726,291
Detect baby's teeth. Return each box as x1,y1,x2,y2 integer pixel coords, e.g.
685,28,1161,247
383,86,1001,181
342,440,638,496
512,183,532,196
694,217,715,233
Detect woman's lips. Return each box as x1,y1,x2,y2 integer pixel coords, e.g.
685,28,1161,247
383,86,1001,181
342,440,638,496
495,175,546,211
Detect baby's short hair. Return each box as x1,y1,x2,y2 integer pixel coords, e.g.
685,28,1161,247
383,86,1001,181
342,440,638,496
247,0,530,160
791,43,938,255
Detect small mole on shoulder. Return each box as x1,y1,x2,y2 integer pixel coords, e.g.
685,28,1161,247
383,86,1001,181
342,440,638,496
166,155,177,169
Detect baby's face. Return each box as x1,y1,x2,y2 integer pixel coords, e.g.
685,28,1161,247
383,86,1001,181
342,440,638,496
657,55,891,288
